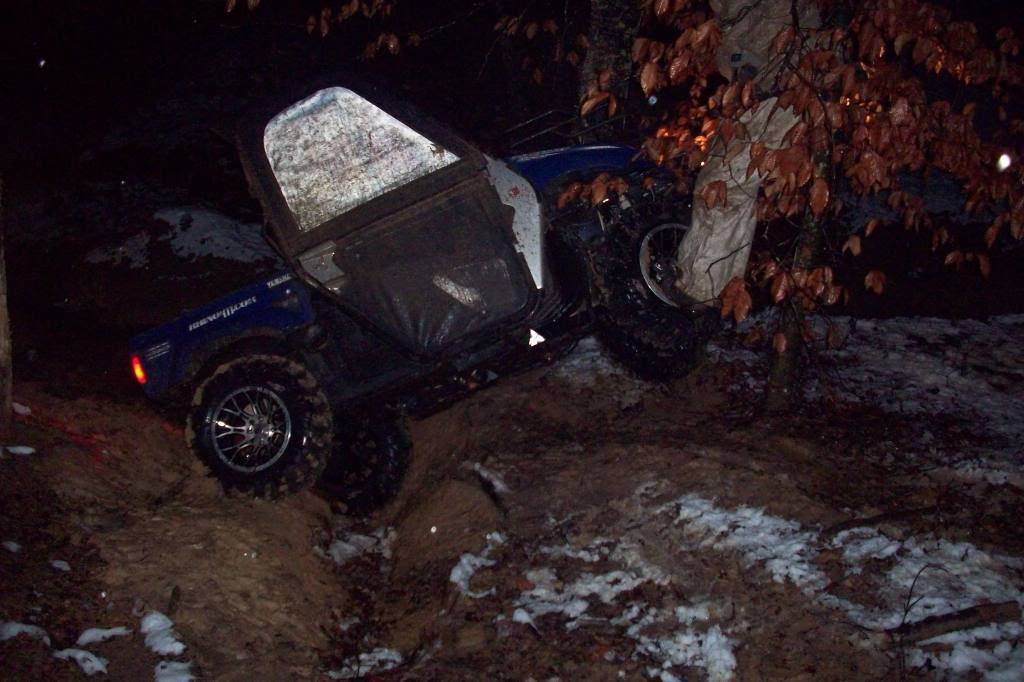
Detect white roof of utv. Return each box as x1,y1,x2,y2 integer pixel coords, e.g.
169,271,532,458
263,87,460,232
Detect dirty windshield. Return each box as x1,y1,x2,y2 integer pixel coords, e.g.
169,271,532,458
263,87,460,232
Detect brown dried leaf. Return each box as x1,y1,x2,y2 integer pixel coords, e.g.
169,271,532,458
699,180,728,210
720,277,752,323
580,91,610,117
557,182,584,209
632,37,649,64
865,218,881,237
771,272,794,303
985,223,1001,248
640,62,663,96
809,177,830,216
864,270,886,295
773,332,788,354
977,253,992,278
842,235,862,256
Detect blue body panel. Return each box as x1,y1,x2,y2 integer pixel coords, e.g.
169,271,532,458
129,272,314,399
131,144,639,400
507,144,639,194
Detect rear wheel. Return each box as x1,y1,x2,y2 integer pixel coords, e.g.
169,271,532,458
592,221,719,381
187,355,332,498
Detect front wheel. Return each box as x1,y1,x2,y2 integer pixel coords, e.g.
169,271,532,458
592,222,720,381
187,355,333,498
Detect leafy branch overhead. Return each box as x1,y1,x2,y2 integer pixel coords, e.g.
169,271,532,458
628,0,1023,323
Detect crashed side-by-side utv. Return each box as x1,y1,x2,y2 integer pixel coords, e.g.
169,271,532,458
129,82,715,503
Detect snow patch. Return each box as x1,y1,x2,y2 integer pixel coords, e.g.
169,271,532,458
50,559,71,572
670,494,827,592
714,315,1024,484
3,540,21,553
327,647,403,679
0,621,51,647
85,232,150,268
85,207,277,269
12,402,31,416
77,626,131,646
6,446,36,455
140,612,186,656
154,208,275,264
155,660,195,682
660,489,1024,679
471,463,510,495
449,532,506,598
320,527,395,566
53,648,108,676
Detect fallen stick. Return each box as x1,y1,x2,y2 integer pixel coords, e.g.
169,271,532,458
887,601,1021,644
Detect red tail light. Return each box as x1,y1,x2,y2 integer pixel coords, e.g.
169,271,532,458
131,355,147,385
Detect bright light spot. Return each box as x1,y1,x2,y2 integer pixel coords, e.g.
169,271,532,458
38,58,47,68
998,153,1012,172
528,329,545,347
648,95,658,106
131,355,147,384
430,526,437,534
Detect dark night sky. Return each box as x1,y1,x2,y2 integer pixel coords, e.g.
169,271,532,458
2,0,1017,174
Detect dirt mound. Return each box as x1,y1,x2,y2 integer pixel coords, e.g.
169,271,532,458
1,383,344,680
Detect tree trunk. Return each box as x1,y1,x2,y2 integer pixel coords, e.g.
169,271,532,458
0,176,12,438
766,204,823,411
580,0,640,100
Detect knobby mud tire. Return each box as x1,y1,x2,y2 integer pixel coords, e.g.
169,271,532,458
187,355,333,499
319,416,411,514
592,224,720,381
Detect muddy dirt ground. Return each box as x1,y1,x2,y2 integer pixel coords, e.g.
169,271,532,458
2,324,1023,680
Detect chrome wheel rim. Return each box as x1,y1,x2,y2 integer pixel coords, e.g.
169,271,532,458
211,386,292,473
638,222,690,307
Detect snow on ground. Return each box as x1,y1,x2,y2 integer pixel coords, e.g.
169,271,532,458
548,337,649,408
140,611,186,656
84,207,278,268
2,540,21,553
908,623,1024,680
657,488,1024,679
821,315,1024,484
76,626,131,646
469,462,511,495
50,559,71,572
5,446,36,456
154,660,195,682
450,532,506,599
0,622,51,646
52,648,108,676
327,648,403,679
710,314,1024,485
507,532,736,680
318,526,395,566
